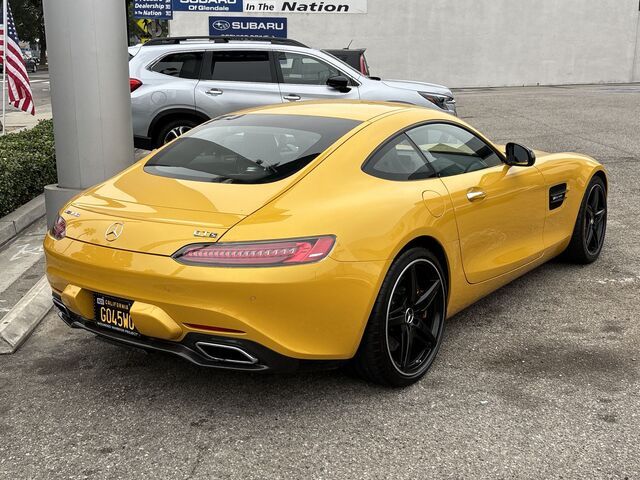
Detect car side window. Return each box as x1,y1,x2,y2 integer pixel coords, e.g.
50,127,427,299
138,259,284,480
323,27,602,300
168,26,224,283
406,123,502,177
206,51,275,83
277,52,342,85
363,134,435,181
150,52,203,79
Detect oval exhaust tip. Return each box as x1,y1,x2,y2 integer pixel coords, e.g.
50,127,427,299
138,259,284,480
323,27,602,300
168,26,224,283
195,342,258,365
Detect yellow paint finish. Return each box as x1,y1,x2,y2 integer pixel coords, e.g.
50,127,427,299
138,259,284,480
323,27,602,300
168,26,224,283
130,302,182,340
440,164,546,283
44,234,386,359
61,284,94,319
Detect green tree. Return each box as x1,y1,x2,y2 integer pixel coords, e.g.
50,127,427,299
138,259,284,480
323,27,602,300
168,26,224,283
10,0,47,65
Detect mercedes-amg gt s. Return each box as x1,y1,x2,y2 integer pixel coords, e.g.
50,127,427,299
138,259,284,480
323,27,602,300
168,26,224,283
45,101,607,386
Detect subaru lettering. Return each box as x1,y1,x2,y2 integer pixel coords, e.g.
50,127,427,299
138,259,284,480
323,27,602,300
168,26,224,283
232,21,285,31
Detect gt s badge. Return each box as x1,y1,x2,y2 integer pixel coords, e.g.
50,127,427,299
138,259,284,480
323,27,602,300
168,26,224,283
194,230,218,238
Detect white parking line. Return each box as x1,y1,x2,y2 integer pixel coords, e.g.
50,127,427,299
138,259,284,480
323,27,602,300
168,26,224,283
0,237,45,294
594,276,640,285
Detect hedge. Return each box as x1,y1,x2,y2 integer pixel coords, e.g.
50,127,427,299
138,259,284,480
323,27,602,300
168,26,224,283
0,120,56,217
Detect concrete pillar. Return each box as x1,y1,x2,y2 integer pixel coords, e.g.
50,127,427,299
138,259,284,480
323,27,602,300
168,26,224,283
633,10,640,82
42,0,134,227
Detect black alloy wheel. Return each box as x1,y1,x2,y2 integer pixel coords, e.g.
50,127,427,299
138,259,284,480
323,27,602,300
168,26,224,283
563,175,607,264
386,259,444,376
583,182,607,256
353,247,447,387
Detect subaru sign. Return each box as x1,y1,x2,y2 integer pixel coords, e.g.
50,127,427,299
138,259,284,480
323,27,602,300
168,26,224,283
173,0,243,12
209,16,288,37
134,0,173,19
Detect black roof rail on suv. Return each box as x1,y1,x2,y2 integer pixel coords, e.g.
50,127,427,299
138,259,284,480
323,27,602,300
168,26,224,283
144,36,308,48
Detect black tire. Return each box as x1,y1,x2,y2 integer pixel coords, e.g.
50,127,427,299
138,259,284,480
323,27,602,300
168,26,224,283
562,176,607,264
352,247,447,387
154,118,200,148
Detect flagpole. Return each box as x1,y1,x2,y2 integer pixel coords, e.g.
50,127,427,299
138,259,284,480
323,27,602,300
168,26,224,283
1,0,7,135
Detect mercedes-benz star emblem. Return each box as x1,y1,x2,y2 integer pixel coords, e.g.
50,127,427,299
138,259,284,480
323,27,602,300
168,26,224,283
105,222,124,242
405,308,416,326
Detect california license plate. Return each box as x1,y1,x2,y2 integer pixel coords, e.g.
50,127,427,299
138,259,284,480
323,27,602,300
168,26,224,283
94,293,139,337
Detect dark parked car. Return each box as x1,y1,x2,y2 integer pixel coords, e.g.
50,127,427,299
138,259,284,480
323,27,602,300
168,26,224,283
1,56,37,73
324,48,370,76
24,57,38,73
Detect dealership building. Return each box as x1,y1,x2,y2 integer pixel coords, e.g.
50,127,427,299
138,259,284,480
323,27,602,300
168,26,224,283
165,0,640,88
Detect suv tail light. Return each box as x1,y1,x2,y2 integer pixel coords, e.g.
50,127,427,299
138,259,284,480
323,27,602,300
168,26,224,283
129,78,142,92
173,236,336,267
360,54,369,76
50,215,66,240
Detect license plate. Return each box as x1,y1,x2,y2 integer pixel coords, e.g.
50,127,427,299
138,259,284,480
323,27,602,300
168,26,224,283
93,293,139,337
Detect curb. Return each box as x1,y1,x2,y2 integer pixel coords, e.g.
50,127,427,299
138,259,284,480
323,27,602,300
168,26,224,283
0,276,52,354
0,194,46,247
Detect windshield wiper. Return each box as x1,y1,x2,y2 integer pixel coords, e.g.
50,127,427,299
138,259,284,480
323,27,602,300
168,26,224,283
255,159,279,174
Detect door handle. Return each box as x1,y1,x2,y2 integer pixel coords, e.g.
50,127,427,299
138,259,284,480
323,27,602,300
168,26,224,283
205,88,223,96
283,94,301,101
466,189,487,202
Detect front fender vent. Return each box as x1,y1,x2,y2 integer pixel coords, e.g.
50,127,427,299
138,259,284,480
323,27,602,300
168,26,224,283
549,183,568,210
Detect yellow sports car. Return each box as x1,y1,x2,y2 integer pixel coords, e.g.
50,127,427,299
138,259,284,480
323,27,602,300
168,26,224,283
44,101,607,386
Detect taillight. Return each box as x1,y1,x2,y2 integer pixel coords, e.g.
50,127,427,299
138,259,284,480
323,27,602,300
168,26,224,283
360,54,369,76
173,236,336,267
129,78,142,92
50,215,66,240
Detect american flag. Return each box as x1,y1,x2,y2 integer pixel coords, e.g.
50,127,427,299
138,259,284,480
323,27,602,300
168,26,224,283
0,1,35,115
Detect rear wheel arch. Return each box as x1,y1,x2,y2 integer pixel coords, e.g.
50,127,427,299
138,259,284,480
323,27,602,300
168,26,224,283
352,241,449,386
396,236,450,297
148,109,210,146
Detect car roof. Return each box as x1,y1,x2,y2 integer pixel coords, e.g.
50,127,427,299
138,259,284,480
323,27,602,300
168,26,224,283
235,100,446,122
136,42,322,57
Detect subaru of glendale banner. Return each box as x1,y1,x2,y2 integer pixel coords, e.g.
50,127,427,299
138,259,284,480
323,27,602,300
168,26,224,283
209,16,287,37
134,0,173,19
244,0,366,13
173,0,244,12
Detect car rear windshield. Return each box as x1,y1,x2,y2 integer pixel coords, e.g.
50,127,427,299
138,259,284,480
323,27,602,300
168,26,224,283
144,114,361,184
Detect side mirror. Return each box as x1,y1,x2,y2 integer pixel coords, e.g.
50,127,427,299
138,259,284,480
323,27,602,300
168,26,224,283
505,142,536,167
327,75,350,92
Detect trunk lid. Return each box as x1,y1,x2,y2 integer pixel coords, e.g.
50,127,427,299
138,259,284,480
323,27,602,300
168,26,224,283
64,163,297,255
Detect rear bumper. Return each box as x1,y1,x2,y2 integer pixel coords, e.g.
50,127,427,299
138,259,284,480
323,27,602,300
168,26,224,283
44,235,385,360
53,294,341,372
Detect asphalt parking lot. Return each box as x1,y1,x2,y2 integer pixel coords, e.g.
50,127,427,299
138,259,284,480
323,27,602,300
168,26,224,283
1,84,639,479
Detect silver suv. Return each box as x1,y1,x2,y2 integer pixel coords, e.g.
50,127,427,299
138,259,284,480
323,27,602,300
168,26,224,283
129,36,457,149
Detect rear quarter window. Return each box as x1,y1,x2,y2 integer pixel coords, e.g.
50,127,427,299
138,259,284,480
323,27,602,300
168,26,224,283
150,52,203,79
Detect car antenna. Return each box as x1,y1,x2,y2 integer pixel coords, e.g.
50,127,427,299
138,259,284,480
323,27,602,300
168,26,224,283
346,39,353,49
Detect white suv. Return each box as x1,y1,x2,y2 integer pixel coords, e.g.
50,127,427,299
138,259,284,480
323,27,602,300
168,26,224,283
129,36,457,149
